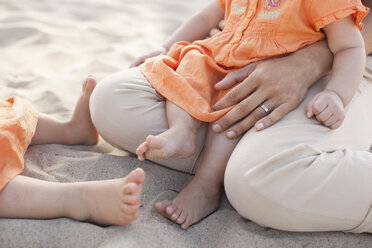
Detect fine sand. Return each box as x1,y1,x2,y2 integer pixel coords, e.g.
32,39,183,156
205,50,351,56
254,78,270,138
1,0,372,247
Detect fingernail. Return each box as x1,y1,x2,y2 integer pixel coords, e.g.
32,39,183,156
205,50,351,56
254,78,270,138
212,124,222,132
212,105,218,111
256,122,264,130
226,131,236,138
307,112,311,118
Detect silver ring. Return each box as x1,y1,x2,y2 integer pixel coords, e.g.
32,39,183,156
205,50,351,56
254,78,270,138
259,104,270,114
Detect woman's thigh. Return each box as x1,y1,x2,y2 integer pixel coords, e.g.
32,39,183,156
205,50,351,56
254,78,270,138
89,67,206,173
225,56,372,233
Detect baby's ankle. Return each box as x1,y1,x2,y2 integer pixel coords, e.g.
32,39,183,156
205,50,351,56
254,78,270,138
61,121,76,145
193,175,223,194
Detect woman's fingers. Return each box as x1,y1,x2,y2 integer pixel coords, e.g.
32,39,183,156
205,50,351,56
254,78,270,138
224,106,268,138
212,90,266,135
214,70,242,91
213,65,259,110
214,63,257,91
224,100,276,138
211,45,314,135
255,102,293,131
213,76,257,110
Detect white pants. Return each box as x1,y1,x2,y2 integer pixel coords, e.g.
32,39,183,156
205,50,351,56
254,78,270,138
90,56,372,233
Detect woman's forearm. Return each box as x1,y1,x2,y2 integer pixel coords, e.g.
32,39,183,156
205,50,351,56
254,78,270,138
288,40,333,88
163,2,224,51
362,0,372,55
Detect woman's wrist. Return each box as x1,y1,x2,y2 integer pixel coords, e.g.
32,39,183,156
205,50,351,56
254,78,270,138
290,40,333,88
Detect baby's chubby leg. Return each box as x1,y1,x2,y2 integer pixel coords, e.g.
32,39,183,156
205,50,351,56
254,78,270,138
0,168,146,226
155,125,240,229
136,101,201,160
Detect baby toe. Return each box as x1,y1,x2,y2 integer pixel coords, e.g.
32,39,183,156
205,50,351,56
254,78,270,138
170,207,182,221
177,210,187,225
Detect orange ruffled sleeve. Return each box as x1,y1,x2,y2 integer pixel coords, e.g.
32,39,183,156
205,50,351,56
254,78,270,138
308,0,370,31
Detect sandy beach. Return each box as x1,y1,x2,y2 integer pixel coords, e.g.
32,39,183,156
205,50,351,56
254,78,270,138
1,0,372,247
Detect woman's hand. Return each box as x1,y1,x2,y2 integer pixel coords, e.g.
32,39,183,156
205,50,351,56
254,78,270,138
211,40,333,139
130,47,168,68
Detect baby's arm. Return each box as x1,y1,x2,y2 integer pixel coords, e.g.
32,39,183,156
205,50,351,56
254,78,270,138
131,1,224,67
306,15,366,129
162,1,224,50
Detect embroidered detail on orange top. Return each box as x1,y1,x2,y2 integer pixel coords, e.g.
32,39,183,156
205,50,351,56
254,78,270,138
233,3,247,14
260,11,280,19
264,0,281,11
261,0,281,19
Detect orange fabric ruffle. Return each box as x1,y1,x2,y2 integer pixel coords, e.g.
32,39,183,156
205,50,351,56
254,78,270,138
313,4,370,31
0,97,38,191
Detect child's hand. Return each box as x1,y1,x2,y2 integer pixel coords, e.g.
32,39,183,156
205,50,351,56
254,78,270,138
306,90,345,129
129,47,167,68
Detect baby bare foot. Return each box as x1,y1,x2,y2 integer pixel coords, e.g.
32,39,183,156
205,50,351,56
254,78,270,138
67,76,99,145
154,176,221,229
71,168,146,226
136,127,196,161
67,76,98,145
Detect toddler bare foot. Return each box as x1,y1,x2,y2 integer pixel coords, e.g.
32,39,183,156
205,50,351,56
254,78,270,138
154,176,221,229
66,76,99,145
70,168,146,226
136,127,196,161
